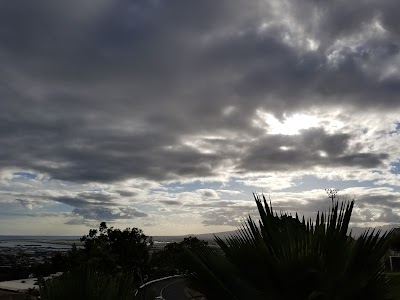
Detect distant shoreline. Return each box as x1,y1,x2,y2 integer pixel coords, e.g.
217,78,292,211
0,236,80,240
0,236,83,248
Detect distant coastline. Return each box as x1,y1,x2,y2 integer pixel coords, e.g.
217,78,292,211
0,236,80,240
0,236,82,249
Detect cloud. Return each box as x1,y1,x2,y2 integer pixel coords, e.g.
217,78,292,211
0,211,71,218
238,128,388,173
119,206,148,218
197,189,220,200
1,0,400,233
202,212,242,227
238,176,299,191
117,190,138,197
52,196,114,208
159,200,182,206
0,0,398,185
202,206,253,227
72,206,147,222
15,199,34,210
64,218,88,226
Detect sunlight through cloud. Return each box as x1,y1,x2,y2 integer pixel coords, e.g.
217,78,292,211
263,113,321,135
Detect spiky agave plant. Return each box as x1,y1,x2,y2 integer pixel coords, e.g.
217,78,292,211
181,194,393,300
39,267,136,300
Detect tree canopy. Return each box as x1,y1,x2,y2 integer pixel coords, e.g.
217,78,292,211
150,236,208,276
61,222,153,283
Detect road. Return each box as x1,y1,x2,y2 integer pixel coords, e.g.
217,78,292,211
138,277,187,300
160,278,187,300
139,276,205,300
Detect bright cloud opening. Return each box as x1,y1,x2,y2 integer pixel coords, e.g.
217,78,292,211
264,113,321,135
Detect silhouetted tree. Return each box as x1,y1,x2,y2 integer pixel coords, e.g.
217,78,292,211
150,236,208,276
80,222,153,282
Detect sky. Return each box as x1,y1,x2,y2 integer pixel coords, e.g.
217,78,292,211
1,0,400,236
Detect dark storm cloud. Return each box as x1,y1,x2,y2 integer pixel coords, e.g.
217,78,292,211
239,128,388,172
0,123,223,182
288,0,400,45
0,0,399,184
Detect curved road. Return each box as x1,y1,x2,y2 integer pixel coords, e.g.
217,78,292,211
140,276,205,300
140,277,188,300
160,278,187,300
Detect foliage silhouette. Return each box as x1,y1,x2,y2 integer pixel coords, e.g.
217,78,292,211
79,222,153,282
389,229,400,252
150,236,208,276
180,194,394,300
38,267,135,300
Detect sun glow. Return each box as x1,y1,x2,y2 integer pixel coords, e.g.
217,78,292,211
264,113,320,135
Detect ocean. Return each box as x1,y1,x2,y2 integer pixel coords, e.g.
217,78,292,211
0,236,81,250
0,236,80,240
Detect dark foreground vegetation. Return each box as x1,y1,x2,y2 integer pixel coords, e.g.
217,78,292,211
11,193,399,299
180,194,394,299
39,268,135,300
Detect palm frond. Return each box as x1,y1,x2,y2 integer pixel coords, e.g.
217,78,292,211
182,194,394,300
